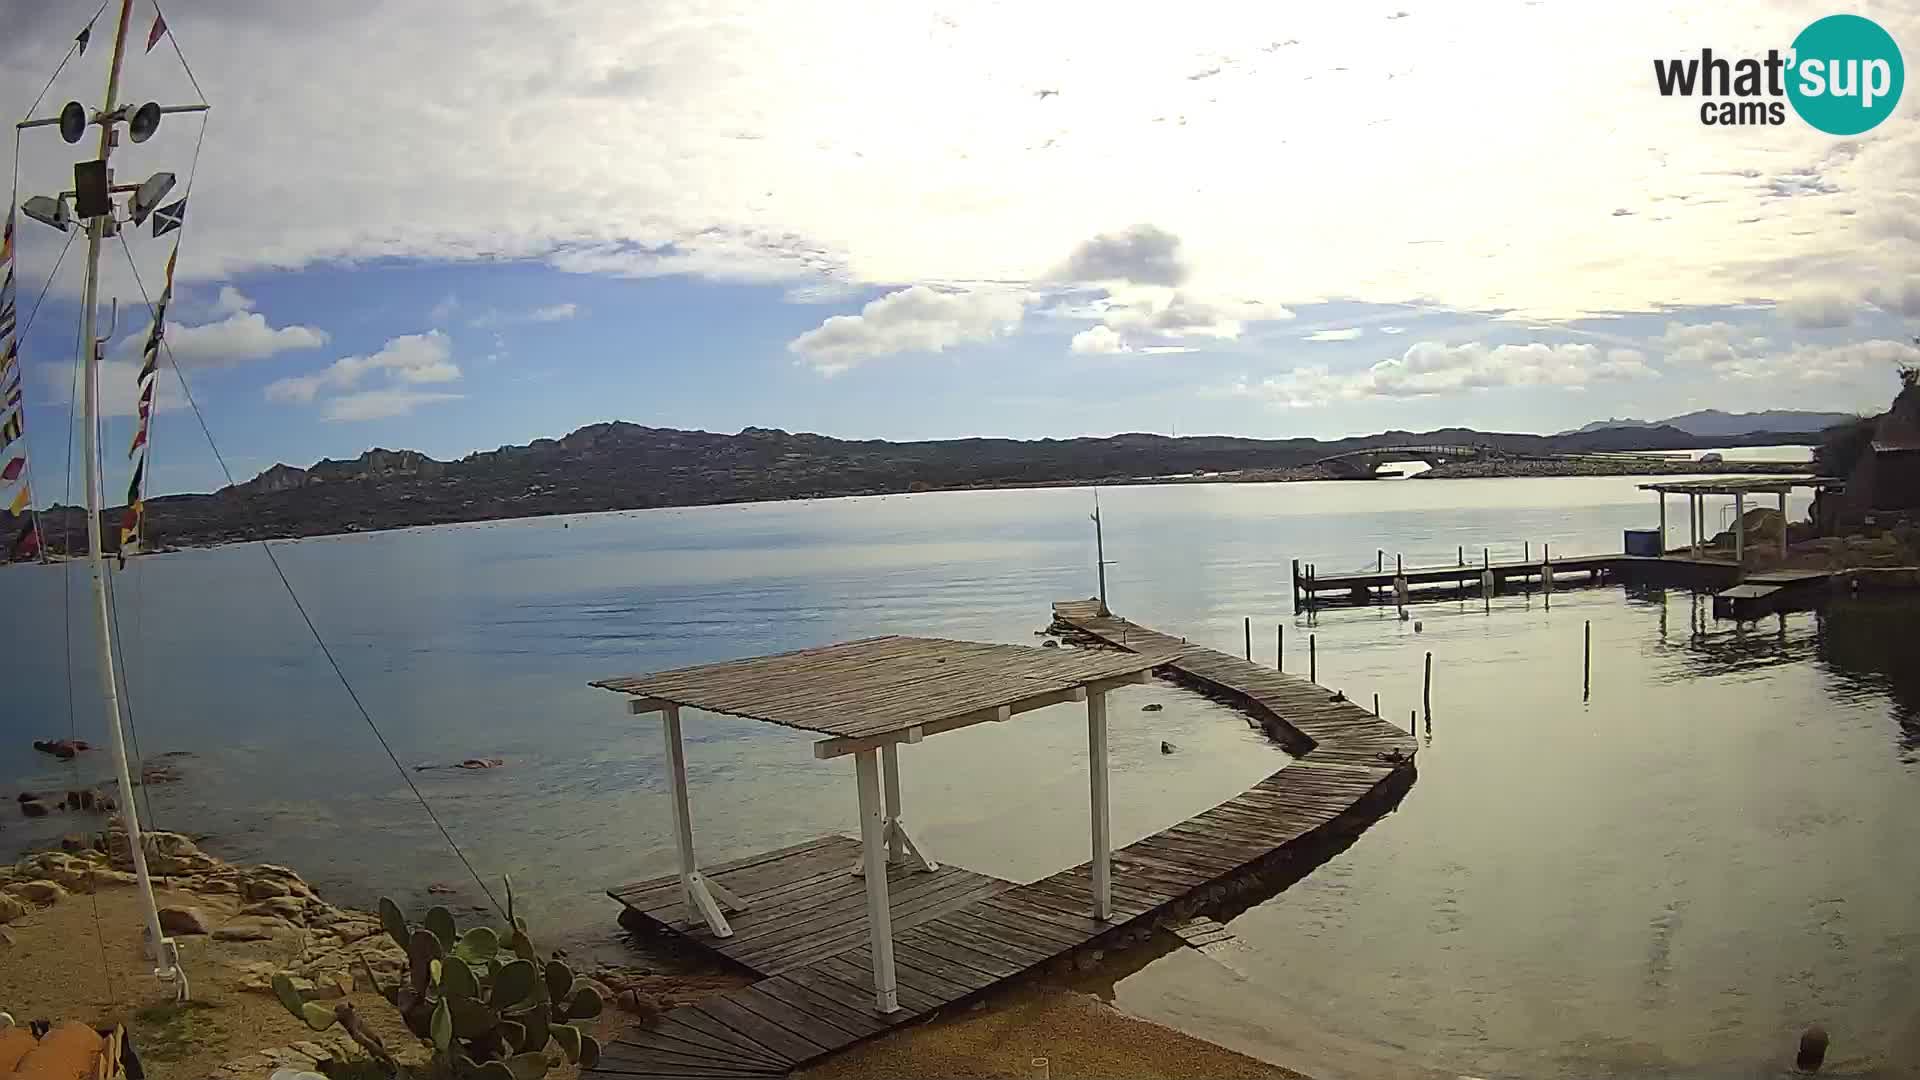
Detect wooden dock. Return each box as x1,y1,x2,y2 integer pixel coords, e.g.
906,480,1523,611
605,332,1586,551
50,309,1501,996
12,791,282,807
589,603,1417,1079
1291,552,1753,608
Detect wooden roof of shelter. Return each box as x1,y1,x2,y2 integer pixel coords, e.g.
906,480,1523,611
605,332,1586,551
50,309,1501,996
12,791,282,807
1636,475,1833,495
594,635,1168,758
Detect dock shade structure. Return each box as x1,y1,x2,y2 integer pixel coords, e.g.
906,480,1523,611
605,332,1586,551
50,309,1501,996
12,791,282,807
593,635,1166,1014
1637,475,1833,564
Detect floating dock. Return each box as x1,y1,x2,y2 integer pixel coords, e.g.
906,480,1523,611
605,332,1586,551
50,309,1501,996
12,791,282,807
588,603,1416,1079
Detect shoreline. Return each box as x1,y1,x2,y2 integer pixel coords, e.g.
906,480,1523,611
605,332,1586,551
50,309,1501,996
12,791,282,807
14,456,1814,560
1,832,1325,1080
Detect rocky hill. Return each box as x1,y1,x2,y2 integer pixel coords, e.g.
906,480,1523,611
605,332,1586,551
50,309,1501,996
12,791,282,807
4,420,1822,554
1563,409,1856,438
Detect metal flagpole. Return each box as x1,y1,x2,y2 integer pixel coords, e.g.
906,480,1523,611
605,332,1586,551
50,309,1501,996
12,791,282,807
85,0,179,990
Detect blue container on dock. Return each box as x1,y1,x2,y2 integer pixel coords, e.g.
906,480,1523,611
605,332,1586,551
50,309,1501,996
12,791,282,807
1623,528,1661,556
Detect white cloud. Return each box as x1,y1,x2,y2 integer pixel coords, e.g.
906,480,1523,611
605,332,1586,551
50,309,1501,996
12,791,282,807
35,359,181,419
1655,322,1920,383
1867,280,1920,317
1232,340,1656,407
1304,327,1363,342
267,331,462,420
787,286,1026,374
1777,293,1858,329
114,310,330,369
1070,326,1129,354
1054,225,1188,286
211,286,255,317
322,388,465,423
469,302,581,328
5,3,1916,323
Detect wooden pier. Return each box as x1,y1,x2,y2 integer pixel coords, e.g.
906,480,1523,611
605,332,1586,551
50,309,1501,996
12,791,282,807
1290,552,1759,608
589,606,1416,1079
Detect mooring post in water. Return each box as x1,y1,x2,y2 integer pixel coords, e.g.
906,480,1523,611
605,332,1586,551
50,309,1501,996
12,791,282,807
1309,634,1317,683
1276,624,1283,671
1290,558,1300,612
1424,651,1432,717
1583,620,1592,701
1244,616,1251,661
1377,549,1383,572
1525,540,1530,562
1372,692,1379,716
1457,545,1463,566
1409,710,1416,735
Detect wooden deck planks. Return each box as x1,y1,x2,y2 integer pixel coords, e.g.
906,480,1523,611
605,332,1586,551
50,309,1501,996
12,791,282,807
587,603,1416,1080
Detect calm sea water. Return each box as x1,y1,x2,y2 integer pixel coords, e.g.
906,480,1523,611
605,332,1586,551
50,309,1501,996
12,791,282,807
4,470,1914,1078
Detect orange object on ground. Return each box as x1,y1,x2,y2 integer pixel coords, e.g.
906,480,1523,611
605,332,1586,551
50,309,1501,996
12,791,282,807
4,1022,105,1080
0,1028,37,1073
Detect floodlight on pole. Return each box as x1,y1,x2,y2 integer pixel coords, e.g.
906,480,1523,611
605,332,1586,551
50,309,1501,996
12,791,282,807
59,100,86,143
129,171,175,226
19,194,71,232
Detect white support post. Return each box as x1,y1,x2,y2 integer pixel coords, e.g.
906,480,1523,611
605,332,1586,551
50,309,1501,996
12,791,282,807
876,742,937,873
1657,491,1666,553
882,743,904,863
1734,492,1746,568
1087,689,1112,921
660,705,741,937
1779,490,1789,558
854,750,899,1013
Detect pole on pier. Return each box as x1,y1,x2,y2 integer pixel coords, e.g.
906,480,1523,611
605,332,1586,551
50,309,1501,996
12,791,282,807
1657,490,1667,553
1092,493,1110,616
1733,492,1746,571
1458,545,1464,566
1778,490,1789,558
1372,692,1379,716
1583,620,1591,701
1397,553,1404,575
1525,540,1530,562
1309,634,1317,683
1410,710,1417,735
1291,559,1300,613
1244,617,1252,661
1377,549,1384,572
1276,624,1283,671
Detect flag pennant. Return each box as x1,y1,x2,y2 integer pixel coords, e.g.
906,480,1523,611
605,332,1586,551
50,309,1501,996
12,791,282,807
1,210,12,263
11,515,39,561
1,457,21,483
0,412,21,449
151,199,186,237
76,19,93,56
0,341,16,378
146,10,167,52
8,484,28,514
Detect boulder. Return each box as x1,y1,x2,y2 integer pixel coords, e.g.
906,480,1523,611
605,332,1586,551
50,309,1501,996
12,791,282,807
59,834,90,853
159,905,212,935
7,880,66,905
0,894,29,924
245,877,291,901
240,896,307,923
213,914,295,942
19,800,49,819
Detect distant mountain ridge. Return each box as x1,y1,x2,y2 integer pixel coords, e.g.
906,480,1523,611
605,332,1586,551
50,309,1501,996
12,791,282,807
6,419,1825,553
1560,409,1856,438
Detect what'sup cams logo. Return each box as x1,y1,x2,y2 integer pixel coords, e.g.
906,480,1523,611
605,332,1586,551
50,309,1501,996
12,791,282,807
1654,14,1904,133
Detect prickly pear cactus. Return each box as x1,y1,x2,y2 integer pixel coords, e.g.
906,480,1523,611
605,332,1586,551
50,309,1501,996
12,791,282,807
272,877,602,1078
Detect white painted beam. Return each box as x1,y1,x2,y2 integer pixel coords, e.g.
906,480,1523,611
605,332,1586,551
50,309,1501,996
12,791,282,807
810,669,1154,759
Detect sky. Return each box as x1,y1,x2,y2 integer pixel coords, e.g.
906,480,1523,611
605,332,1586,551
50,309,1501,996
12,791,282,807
3,0,1919,497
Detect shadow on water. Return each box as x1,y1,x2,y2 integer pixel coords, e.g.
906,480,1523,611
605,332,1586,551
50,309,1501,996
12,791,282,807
1813,598,1920,764
1068,764,1418,1000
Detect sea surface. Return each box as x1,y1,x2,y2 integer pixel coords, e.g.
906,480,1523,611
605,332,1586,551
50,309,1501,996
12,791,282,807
4,465,1915,1079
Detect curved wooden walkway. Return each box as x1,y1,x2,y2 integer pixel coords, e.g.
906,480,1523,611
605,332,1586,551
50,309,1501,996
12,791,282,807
588,601,1417,1079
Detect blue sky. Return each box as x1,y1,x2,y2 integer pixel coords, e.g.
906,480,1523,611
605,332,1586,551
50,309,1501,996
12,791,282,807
4,1,1919,498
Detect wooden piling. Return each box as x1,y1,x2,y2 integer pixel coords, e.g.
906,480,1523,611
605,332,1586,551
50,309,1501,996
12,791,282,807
1423,651,1432,717
1583,620,1591,700
1377,549,1383,572
1409,710,1416,735
1244,616,1251,660
1276,624,1283,671
1372,692,1379,716
1457,545,1463,566
1309,634,1317,683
